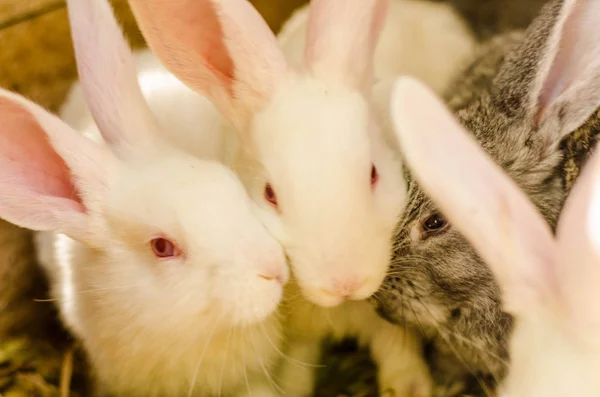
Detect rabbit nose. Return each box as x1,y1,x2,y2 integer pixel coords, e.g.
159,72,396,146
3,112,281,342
258,264,288,285
323,277,368,299
258,272,286,284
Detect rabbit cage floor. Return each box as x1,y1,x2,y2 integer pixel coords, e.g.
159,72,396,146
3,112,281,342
0,1,382,396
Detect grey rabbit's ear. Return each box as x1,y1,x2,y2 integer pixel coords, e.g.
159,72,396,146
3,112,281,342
390,77,556,316
495,0,600,141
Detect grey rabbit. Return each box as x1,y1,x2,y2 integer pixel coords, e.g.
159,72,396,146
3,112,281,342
373,0,600,395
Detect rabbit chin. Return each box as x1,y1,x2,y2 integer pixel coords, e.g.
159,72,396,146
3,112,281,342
294,268,386,308
216,278,285,327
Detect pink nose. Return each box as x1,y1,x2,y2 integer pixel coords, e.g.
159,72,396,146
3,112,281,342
258,273,282,283
328,277,367,298
258,265,288,285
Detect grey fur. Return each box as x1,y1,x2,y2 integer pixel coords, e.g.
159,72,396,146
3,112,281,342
373,0,600,394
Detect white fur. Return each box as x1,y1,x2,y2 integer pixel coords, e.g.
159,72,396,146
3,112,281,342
121,0,478,394
389,71,600,396
37,199,285,397
126,0,476,306
59,37,429,397
239,76,402,304
255,2,475,393
17,1,292,396
277,0,476,94
58,44,428,397
235,77,432,396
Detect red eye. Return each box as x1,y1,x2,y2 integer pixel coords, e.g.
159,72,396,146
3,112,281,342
264,183,278,207
150,237,179,258
371,164,379,186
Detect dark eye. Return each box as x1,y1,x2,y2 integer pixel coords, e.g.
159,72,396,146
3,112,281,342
422,212,448,234
150,237,179,258
264,183,278,207
371,164,379,186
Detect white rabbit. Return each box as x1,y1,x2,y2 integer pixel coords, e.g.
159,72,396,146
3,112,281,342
277,0,476,94
124,0,436,395
388,68,600,396
0,0,290,396
125,0,457,306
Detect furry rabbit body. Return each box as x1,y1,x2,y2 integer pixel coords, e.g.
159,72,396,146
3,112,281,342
374,0,600,394
389,73,600,396
7,1,290,396
125,0,480,395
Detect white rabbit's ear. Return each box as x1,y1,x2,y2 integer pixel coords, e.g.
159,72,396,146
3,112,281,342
500,0,600,138
554,149,600,332
128,0,288,130
0,90,109,244
390,77,557,314
304,0,389,92
66,0,160,155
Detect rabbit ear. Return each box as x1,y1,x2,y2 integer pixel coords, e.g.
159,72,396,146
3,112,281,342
66,0,160,155
304,0,389,92
128,0,288,130
498,0,600,139
554,148,600,331
390,77,557,314
0,89,109,244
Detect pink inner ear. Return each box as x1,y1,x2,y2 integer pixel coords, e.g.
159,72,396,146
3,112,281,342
195,1,235,85
305,0,389,90
535,0,599,124
0,99,84,210
131,0,235,94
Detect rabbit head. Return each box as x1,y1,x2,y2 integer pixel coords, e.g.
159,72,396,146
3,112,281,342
374,0,600,381
0,0,288,334
127,0,406,307
389,75,600,396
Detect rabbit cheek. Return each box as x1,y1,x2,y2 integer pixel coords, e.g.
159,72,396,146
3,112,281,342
374,231,446,333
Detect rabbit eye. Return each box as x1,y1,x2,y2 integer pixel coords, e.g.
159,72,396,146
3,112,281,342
422,212,448,234
264,183,278,208
371,164,379,186
150,237,180,258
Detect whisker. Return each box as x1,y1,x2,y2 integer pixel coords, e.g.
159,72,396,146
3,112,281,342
259,322,320,370
324,307,336,329
217,328,234,397
407,302,427,339
249,325,284,395
240,324,252,397
414,298,496,397
70,284,147,294
188,313,223,397
400,292,408,348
